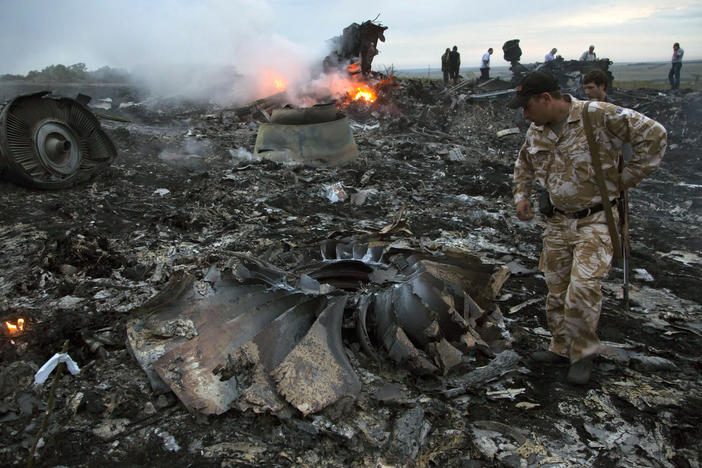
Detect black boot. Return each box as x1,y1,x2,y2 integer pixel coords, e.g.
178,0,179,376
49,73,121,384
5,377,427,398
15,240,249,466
567,357,594,385
530,351,569,366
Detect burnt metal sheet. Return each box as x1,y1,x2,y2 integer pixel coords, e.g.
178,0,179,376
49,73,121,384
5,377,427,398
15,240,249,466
391,283,434,348
270,103,337,125
126,275,266,393
409,272,464,341
355,294,378,361
382,325,439,375
272,296,361,415
153,290,305,414
223,295,328,413
253,116,358,167
233,255,288,286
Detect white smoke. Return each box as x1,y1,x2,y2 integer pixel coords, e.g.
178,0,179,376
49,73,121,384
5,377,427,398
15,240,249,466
0,0,340,106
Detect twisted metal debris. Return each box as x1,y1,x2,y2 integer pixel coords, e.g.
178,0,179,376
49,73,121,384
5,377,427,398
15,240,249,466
127,239,509,417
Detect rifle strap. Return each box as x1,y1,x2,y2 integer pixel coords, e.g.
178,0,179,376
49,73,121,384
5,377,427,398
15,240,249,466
582,102,622,258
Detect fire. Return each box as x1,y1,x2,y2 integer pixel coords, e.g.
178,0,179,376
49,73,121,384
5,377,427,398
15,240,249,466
257,69,288,98
352,85,376,102
5,318,24,335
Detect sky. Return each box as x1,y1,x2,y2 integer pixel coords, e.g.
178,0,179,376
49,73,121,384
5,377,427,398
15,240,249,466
0,0,699,101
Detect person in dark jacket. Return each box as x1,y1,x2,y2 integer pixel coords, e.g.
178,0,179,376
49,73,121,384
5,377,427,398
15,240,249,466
448,46,461,85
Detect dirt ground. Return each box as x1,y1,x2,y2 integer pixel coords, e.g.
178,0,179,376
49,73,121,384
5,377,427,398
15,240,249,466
1,80,701,467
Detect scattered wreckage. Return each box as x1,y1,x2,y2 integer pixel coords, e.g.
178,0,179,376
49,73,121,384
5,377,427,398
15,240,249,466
0,92,116,189
128,239,509,417
1,43,701,467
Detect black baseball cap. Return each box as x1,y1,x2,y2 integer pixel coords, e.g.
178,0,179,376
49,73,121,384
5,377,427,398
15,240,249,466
508,71,559,108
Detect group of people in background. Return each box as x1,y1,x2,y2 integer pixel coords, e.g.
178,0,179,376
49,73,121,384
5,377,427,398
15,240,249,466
442,42,686,91
441,46,461,87
441,46,493,87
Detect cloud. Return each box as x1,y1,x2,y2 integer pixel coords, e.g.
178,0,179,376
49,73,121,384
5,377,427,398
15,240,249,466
556,5,657,27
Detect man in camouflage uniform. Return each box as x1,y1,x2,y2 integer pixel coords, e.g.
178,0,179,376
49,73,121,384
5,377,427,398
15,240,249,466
509,71,666,384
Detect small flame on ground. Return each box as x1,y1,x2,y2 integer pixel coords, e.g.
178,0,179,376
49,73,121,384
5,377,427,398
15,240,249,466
5,318,24,335
274,78,286,91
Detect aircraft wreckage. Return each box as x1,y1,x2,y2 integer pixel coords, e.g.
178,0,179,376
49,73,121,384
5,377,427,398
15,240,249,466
127,239,509,417
253,103,358,167
0,91,116,189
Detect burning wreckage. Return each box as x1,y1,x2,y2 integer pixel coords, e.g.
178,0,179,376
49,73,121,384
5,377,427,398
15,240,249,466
2,20,702,468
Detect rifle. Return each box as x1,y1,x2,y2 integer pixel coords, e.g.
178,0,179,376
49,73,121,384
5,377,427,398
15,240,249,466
617,192,631,310
582,102,630,310
618,171,631,310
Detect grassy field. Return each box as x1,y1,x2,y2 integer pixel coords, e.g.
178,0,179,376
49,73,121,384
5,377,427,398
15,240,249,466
394,61,702,90
611,61,701,89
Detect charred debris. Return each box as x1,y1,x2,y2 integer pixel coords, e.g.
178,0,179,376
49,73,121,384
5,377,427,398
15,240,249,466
1,24,702,468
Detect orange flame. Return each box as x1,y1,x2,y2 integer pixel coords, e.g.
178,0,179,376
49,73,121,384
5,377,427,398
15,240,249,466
257,69,288,98
352,85,376,102
5,318,24,335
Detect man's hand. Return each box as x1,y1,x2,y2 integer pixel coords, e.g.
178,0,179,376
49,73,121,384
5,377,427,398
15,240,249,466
516,200,534,221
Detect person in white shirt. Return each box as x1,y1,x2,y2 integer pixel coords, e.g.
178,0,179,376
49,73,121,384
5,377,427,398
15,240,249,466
480,48,493,81
579,45,596,61
545,48,557,62
668,42,684,90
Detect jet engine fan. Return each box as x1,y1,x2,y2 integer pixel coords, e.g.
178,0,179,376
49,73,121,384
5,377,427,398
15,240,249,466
0,91,116,189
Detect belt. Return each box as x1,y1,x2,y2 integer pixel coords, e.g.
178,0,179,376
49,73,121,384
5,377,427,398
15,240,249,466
554,199,617,219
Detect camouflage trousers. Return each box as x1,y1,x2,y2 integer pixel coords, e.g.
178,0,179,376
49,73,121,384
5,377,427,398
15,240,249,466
538,211,615,362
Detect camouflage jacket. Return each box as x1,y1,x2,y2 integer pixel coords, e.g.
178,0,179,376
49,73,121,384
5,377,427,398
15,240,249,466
513,96,667,212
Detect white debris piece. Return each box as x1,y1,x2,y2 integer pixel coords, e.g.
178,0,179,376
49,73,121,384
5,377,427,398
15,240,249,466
153,188,170,197
496,127,520,138
93,290,112,300
486,388,526,400
56,295,84,309
632,268,654,282
155,429,181,452
324,182,348,203
229,147,257,162
119,101,139,109
34,353,80,384
89,98,112,110
508,298,542,314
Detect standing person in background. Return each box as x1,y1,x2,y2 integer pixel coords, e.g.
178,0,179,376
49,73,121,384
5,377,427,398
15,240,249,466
580,45,596,61
448,46,461,85
545,48,557,62
669,43,684,91
480,48,493,81
441,48,451,89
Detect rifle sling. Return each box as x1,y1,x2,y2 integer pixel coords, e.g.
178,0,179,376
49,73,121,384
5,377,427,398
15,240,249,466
582,102,622,258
